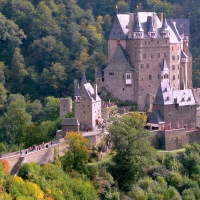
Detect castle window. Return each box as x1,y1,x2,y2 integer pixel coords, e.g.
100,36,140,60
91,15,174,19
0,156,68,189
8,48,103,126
147,64,149,68
126,73,131,79
191,106,193,109
173,75,175,80
172,47,174,51
88,105,89,107
102,78,104,81
141,64,144,69
157,53,160,58
157,41,159,44
149,75,152,80
177,55,179,60
158,75,160,79
178,74,179,79
99,79,100,81
172,65,175,70
109,72,114,76
123,88,124,90
122,75,124,79
151,53,154,58
164,53,167,58
172,55,175,60
143,53,146,58
164,74,168,78
142,78,143,81
84,111,85,113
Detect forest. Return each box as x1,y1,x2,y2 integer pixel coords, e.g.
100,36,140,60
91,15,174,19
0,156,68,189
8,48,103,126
0,0,200,199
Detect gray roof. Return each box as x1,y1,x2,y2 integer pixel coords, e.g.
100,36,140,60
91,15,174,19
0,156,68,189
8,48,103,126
74,82,80,96
109,12,186,44
96,65,106,77
167,19,190,35
162,59,169,71
83,83,101,102
81,73,87,85
154,82,174,105
147,16,155,32
62,118,80,126
104,44,134,71
134,15,143,32
149,110,164,124
109,15,128,40
181,50,188,58
154,82,196,106
161,17,169,30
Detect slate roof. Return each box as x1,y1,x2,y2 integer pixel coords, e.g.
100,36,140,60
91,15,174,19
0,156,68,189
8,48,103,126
162,59,169,71
81,72,87,85
181,49,188,59
108,12,189,44
74,82,80,96
147,16,155,32
96,65,106,77
62,118,80,126
104,44,134,71
154,82,196,106
83,83,101,102
148,110,164,125
167,19,190,35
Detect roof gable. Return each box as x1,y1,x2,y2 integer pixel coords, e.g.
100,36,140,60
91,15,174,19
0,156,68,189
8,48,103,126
104,44,134,71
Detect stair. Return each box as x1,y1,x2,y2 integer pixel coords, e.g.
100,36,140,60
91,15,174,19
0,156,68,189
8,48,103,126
11,156,24,175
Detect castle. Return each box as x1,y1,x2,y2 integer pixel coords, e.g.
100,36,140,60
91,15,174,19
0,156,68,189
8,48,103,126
95,12,192,111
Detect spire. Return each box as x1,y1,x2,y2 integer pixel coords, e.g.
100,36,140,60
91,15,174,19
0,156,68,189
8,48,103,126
75,83,80,96
160,17,170,39
161,17,168,30
74,79,81,103
134,15,142,32
161,59,169,83
81,72,87,85
161,59,169,71
133,13,144,39
148,16,155,32
147,16,156,39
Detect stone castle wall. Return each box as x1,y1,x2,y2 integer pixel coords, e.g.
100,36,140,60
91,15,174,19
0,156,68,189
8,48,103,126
150,128,200,151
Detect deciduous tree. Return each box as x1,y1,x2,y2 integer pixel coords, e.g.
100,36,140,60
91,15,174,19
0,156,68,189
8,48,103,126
62,131,89,173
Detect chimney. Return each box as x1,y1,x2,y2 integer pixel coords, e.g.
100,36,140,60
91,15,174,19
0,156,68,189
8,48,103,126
128,13,134,39
94,84,97,101
159,13,163,24
153,13,157,37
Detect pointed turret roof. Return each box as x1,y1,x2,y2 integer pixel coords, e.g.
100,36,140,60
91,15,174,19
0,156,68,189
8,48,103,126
134,14,143,32
148,110,164,125
161,59,169,71
81,72,87,85
161,17,169,30
147,16,155,32
74,82,80,96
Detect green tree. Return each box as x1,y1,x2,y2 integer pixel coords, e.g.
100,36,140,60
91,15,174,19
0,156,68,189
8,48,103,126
1,100,31,147
62,131,89,173
108,112,155,191
43,96,60,121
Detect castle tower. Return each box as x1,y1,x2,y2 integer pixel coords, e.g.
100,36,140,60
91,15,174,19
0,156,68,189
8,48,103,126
60,97,72,118
75,73,102,131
